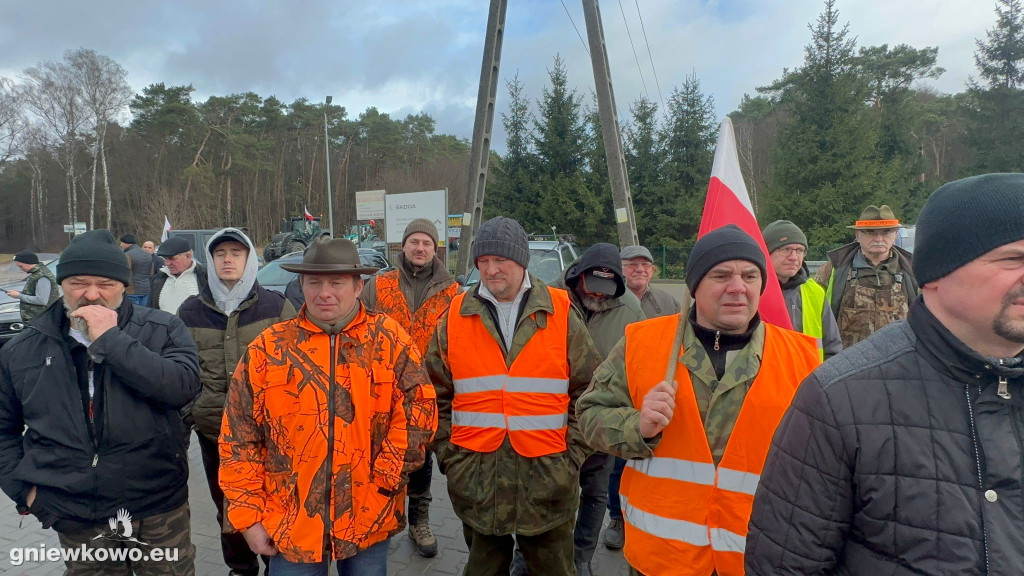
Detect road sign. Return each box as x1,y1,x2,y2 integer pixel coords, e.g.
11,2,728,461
356,190,386,221
385,190,447,247
63,222,87,235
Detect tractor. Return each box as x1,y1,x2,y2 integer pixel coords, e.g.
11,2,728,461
263,216,331,262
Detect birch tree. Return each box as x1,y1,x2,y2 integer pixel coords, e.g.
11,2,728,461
68,48,132,230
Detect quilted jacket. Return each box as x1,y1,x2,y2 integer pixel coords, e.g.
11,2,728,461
746,297,1024,575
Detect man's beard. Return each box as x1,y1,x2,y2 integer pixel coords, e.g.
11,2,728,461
580,293,615,312
993,288,1024,345
63,295,123,337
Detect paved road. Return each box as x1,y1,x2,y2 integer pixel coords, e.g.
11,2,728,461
0,436,630,575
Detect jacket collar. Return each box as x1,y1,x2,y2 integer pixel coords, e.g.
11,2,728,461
463,273,552,318
296,301,369,336
908,297,1024,384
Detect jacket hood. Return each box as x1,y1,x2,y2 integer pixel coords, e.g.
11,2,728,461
205,227,260,315
564,242,626,299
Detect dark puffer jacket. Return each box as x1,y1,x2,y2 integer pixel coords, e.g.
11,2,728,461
0,299,200,524
746,297,1024,575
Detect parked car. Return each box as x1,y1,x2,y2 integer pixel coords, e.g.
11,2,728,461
0,257,60,346
460,239,582,289
256,249,392,295
895,224,916,253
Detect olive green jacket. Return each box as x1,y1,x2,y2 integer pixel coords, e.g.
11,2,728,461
577,311,764,466
178,283,296,439
424,276,601,536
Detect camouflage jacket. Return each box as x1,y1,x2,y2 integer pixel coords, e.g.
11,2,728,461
219,305,437,562
577,309,764,466
424,275,602,536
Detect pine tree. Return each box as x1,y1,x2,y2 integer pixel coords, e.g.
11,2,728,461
966,0,1024,171
660,73,717,245
623,97,662,243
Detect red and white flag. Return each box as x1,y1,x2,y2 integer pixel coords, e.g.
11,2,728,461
161,215,173,243
698,118,792,329
303,206,316,221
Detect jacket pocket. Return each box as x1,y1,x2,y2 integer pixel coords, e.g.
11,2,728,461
526,451,576,504
445,444,493,505
262,471,299,543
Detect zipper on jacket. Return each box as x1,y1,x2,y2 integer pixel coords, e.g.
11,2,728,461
713,331,721,351
998,377,1011,400
964,383,991,574
323,333,337,559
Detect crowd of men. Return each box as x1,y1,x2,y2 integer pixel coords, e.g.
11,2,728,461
1,172,1024,576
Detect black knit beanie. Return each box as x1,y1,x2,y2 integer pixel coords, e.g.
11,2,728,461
914,173,1024,285
403,218,439,245
13,250,39,265
471,216,530,269
762,220,807,253
57,229,132,285
685,224,767,294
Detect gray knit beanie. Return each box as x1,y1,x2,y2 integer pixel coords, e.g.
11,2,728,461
471,216,530,269
914,173,1024,285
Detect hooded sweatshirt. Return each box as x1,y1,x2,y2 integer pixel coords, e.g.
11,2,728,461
205,228,260,315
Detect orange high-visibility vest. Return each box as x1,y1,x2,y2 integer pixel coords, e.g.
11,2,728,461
619,315,819,576
446,287,571,457
375,270,458,355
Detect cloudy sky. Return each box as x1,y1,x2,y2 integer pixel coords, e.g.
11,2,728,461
0,0,996,151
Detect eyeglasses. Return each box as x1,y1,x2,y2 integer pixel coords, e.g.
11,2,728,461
622,262,654,270
776,246,807,257
859,229,897,238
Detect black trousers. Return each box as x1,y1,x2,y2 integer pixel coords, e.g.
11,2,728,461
196,431,268,576
407,449,433,525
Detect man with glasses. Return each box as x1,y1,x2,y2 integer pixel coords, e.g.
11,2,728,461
620,245,680,319
763,220,842,360
814,205,918,348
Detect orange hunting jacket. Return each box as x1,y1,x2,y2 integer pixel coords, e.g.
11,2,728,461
218,304,437,562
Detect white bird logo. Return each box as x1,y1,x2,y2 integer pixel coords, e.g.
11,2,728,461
93,508,147,545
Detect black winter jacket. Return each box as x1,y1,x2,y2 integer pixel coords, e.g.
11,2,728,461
0,299,201,525
746,297,1024,575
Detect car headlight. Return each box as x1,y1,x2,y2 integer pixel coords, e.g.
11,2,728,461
0,302,20,314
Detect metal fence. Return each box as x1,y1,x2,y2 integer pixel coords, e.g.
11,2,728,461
649,244,839,280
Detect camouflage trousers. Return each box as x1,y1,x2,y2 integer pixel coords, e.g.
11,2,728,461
462,517,575,576
54,502,196,576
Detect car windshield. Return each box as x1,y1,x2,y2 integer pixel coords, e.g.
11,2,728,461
465,248,567,286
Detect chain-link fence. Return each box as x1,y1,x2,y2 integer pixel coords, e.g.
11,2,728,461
648,244,841,280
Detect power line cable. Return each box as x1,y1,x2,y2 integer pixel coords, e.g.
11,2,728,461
560,0,591,57
634,0,666,112
618,0,649,101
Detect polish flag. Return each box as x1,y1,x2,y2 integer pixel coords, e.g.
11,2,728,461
303,206,316,221
698,118,792,329
161,216,173,243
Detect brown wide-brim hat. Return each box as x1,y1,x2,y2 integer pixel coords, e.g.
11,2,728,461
279,237,379,275
847,204,903,229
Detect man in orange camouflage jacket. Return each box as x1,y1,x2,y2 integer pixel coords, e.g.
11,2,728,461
359,217,457,558
219,237,437,575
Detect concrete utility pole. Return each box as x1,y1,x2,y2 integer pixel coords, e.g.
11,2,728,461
581,0,638,247
456,0,508,277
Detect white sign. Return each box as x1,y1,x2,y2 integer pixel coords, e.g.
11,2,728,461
64,222,87,234
385,190,447,246
356,189,386,221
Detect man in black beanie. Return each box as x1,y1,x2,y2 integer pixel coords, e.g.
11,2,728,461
424,216,601,576
5,250,59,322
577,224,820,576
748,173,1024,575
0,229,201,575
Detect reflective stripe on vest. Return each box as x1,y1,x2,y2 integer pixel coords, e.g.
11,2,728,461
375,271,457,355
619,315,820,576
446,287,572,457
799,280,827,360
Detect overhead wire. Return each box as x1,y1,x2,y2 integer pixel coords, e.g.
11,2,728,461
634,0,667,112
618,0,649,101
560,0,591,57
